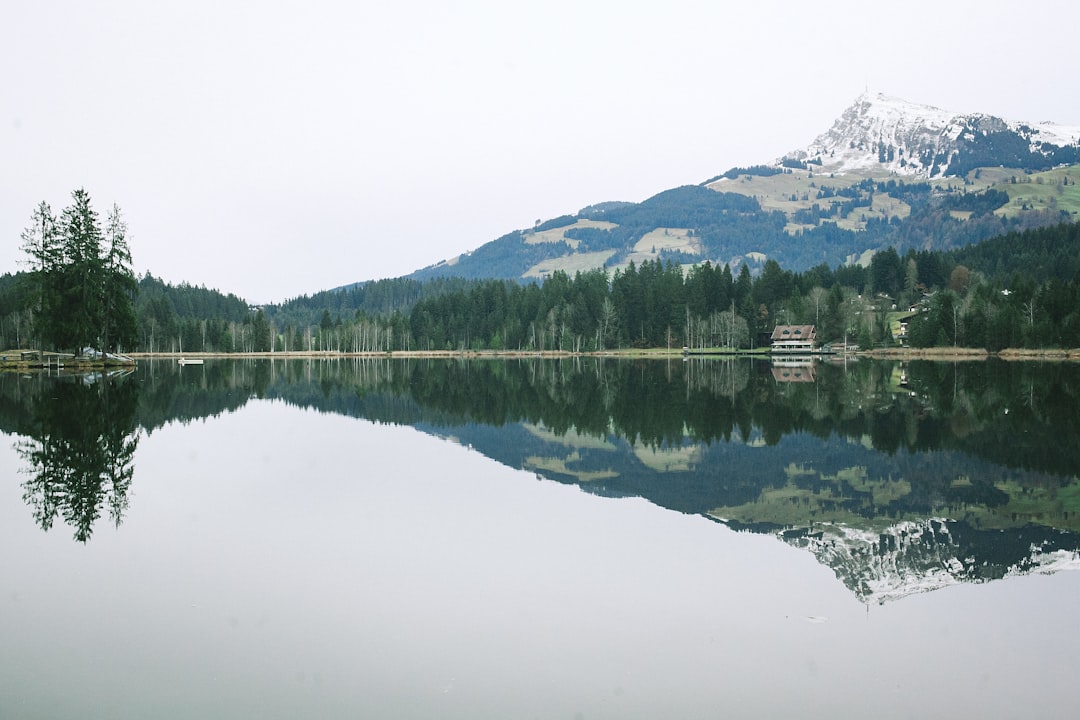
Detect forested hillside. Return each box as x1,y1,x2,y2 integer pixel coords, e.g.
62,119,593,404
134,274,250,352
406,174,1077,284
3,220,1078,354
404,219,1080,353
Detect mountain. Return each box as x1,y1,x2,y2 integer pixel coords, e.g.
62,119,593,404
404,93,1080,283
783,92,1080,178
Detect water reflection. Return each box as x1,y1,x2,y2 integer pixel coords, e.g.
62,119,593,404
10,370,139,541
3,356,1079,600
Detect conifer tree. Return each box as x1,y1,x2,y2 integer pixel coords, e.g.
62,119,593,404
102,204,138,353
18,201,60,346
19,189,138,355
56,188,105,352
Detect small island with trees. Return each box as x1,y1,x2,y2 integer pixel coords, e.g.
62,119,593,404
5,188,137,369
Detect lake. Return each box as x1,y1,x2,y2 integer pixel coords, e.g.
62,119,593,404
2,357,1078,719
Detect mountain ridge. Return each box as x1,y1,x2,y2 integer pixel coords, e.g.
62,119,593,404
778,91,1080,178
393,93,1080,287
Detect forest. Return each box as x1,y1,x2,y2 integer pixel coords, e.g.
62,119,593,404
2,216,1079,354
401,218,1080,353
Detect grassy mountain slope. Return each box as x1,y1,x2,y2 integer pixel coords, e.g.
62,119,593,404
403,94,1080,285
409,164,1080,283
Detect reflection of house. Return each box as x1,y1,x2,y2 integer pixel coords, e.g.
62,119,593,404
771,358,816,383
770,325,817,353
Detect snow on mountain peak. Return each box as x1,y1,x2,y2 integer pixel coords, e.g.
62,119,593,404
782,92,1080,178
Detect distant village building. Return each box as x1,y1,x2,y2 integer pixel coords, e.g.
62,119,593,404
894,320,909,345
770,325,817,353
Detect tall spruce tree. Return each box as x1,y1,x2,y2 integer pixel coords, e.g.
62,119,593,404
57,188,105,353
19,189,138,355
102,204,138,353
18,201,60,347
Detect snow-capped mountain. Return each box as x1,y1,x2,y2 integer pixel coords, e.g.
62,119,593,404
405,92,1080,284
783,92,1080,178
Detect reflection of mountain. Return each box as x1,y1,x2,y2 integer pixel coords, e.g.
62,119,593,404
2,357,1079,599
780,519,1080,605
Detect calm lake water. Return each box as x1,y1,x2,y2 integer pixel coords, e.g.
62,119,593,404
2,357,1078,719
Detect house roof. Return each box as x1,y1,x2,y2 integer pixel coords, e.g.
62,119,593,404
770,324,816,341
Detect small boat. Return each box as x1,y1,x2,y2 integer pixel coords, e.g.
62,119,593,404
178,357,204,366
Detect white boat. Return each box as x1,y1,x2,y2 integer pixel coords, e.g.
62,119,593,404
178,357,204,366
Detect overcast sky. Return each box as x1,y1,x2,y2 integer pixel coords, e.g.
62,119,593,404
4,1,1079,304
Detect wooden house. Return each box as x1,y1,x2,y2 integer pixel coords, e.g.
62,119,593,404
770,325,817,353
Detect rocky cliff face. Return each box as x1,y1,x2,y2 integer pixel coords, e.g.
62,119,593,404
783,92,1080,178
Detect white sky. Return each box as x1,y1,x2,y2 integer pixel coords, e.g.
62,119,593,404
3,0,1078,304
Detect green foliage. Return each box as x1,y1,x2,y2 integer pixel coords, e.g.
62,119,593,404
938,188,1010,215
712,165,787,181
901,222,1080,350
599,185,761,226
951,221,1080,284
13,373,140,541
9,183,1078,356
946,131,1080,177
403,219,1080,352
134,274,249,353
411,230,569,281
16,190,138,354
533,215,577,232
869,246,903,297
253,309,272,352
414,168,1078,286
266,275,470,331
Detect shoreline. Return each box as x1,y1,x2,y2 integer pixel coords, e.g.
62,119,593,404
862,347,1080,361
4,346,1080,370
132,346,1080,361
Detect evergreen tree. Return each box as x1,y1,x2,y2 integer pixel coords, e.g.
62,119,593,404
19,190,138,355
101,204,138,353
253,309,272,352
18,201,60,346
869,246,903,297
55,188,106,352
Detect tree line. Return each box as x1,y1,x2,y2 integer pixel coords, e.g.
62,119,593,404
4,192,1079,354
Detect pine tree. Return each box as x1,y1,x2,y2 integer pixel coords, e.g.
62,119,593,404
56,188,105,353
253,309,272,352
102,204,138,353
19,189,138,356
18,201,60,347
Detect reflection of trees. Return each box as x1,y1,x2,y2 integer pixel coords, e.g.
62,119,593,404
209,356,1080,480
5,356,1080,541
14,373,140,542
4,357,1075,602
